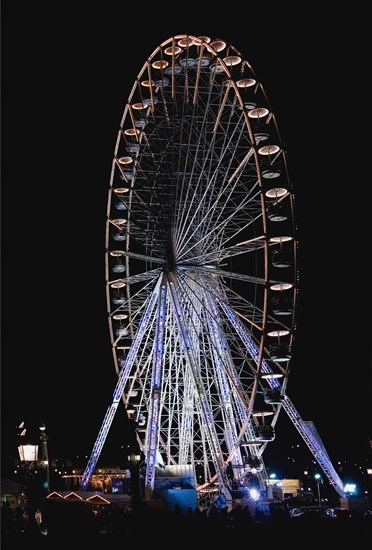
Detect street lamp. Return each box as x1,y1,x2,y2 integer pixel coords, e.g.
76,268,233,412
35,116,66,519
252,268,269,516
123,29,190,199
18,443,38,465
17,421,38,469
39,424,50,492
127,451,141,504
314,474,322,511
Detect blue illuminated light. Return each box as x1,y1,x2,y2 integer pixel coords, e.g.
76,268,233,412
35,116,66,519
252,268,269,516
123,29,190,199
249,488,260,501
145,281,167,491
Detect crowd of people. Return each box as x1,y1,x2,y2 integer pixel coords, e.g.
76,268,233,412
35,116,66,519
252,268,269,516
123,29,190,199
2,496,372,549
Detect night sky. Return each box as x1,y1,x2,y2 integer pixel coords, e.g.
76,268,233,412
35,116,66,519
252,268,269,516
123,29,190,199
1,2,370,475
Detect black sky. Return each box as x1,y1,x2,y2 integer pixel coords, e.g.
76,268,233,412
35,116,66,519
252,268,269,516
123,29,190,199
1,2,371,469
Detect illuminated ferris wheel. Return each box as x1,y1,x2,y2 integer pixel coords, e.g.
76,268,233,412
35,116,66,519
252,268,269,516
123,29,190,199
81,35,345,505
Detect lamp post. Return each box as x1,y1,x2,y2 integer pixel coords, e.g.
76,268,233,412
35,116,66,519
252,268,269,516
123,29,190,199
127,451,141,505
39,424,50,492
314,474,322,511
17,421,38,471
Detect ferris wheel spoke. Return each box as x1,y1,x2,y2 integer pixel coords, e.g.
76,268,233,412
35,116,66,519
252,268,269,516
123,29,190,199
176,273,259,381
219,300,286,391
197,133,253,252
108,267,162,286
214,203,263,250
173,92,205,228
189,266,268,286
124,251,165,265
130,187,169,223
176,191,262,262
174,83,223,248
212,80,231,132
178,177,264,264
111,277,163,348
220,278,294,341
218,283,266,328
173,76,237,248
175,110,248,256
201,93,252,187
178,234,266,265
110,296,147,330
200,170,259,255
179,269,265,337
111,276,159,313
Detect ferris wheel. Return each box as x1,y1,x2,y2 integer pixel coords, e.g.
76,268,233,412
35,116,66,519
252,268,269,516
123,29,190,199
82,34,300,505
